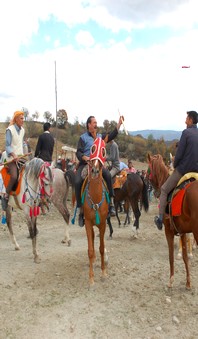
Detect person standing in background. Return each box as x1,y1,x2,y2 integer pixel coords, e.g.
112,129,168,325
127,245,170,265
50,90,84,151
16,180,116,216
35,122,55,163
106,140,120,178
126,160,137,173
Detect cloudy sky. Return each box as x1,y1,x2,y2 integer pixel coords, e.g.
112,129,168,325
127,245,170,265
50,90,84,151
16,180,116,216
0,0,198,131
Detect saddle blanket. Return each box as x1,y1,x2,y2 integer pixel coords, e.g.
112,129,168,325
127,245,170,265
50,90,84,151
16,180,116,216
0,167,23,196
113,170,127,189
171,182,192,216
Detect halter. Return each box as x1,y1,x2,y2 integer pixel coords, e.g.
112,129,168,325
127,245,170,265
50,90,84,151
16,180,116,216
22,161,53,217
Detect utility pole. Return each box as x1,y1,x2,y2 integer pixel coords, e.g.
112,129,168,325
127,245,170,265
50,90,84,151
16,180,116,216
55,61,58,162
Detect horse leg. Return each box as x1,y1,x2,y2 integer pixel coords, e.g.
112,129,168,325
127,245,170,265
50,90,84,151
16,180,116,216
187,234,193,258
6,206,20,250
26,216,40,263
164,224,174,288
99,225,108,280
177,237,182,260
114,201,121,227
85,224,95,285
52,199,71,246
130,200,141,237
106,215,113,238
192,235,197,250
181,234,191,289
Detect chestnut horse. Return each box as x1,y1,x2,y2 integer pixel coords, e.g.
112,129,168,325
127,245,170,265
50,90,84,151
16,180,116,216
82,137,109,285
147,153,198,289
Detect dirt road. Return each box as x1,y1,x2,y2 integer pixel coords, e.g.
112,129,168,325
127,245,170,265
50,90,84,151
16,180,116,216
0,201,198,339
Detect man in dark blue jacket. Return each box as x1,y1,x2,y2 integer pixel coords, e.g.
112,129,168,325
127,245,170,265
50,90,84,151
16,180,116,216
75,115,123,226
35,122,54,163
155,110,198,230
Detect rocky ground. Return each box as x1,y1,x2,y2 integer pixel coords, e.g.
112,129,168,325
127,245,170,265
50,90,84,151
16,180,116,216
0,199,198,339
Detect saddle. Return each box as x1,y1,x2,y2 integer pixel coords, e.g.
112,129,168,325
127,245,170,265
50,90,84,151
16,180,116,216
0,164,24,196
113,170,127,189
167,172,198,217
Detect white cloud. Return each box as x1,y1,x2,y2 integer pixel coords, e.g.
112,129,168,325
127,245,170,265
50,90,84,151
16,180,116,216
0,0,198,132
75,30,95,47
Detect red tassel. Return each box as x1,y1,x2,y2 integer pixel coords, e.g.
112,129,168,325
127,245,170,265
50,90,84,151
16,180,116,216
22,193,26,203
33,206,37,217
37,206,40,216
29,207,33,217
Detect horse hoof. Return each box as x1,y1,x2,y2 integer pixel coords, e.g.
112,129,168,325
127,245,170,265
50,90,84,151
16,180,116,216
67,239,71,247
188,253,193,259
34,256,41,264
15,244,20,250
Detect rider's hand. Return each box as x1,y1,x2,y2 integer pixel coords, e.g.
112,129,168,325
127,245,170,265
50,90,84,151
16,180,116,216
82,155,90,163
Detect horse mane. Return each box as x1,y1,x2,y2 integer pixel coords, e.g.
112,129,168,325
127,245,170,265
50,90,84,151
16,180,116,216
25,158,45,179
151,154,169,188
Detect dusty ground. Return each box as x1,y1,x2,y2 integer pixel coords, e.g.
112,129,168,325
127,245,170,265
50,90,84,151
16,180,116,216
0,199,198,339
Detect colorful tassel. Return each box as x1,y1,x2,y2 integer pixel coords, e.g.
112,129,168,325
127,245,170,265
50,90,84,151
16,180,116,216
95,210,100,225
33,206,37,217
22,193,26,203
37,206,40,216
81,191,85,205
71,206,77,225
105,191,110,204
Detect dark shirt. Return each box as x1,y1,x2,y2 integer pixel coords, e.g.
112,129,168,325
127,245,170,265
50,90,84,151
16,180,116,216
174,124,198,175
35,131,55,162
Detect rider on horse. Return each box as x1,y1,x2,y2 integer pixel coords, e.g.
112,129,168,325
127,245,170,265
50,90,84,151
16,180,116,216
2,111,25,211
154,110,198,230
75,115,123,226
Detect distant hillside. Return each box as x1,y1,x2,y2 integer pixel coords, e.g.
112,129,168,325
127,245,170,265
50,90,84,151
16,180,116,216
129,130,182,141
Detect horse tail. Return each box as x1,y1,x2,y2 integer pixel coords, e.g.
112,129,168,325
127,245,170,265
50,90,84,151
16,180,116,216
140,178,149,212
65,170,76,207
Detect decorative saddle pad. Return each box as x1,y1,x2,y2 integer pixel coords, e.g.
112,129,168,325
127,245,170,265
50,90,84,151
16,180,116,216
0,167,24,196
113,170,127,189
171,172,198,217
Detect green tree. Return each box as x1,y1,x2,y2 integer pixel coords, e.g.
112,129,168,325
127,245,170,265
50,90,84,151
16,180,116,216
57,109,68,128
43,111,54,124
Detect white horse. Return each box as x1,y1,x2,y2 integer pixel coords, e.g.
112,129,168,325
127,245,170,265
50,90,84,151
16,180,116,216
2,158,53,263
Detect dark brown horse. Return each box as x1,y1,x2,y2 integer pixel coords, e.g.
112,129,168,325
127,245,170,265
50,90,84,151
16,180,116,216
148,153,198,289
113,173,149,236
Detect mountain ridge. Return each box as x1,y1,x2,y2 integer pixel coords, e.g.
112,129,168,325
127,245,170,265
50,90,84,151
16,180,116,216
129,129,182,141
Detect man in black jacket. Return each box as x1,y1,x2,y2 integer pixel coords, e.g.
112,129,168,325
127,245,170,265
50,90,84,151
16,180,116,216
35,122,54,163
154,110,198,230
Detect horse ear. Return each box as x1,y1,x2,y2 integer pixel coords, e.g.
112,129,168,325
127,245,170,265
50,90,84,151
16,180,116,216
147,153,151,162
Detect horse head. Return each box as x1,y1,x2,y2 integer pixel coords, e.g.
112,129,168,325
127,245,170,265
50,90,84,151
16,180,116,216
89,138,106,179
147,153,169,197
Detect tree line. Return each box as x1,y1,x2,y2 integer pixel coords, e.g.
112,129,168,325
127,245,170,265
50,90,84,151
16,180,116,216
4,109,179,165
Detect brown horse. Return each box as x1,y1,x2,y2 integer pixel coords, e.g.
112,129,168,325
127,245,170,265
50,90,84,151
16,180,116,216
147,153,198,289
82,137,109,286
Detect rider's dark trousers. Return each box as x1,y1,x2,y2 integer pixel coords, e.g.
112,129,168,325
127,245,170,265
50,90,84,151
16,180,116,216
6,162,18,195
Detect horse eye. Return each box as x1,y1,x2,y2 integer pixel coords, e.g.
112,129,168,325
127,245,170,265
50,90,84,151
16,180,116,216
91,145,96,154
102,148,106,157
